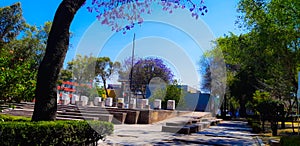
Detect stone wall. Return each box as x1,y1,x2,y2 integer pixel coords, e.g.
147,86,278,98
137,110,190,124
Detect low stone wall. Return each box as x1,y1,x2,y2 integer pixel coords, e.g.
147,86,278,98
138,110,191,124
77,107,190,124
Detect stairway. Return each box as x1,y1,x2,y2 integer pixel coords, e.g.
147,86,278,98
161,112,222,134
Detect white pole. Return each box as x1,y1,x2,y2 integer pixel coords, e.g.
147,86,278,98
129,33,135,107
297,71,300,135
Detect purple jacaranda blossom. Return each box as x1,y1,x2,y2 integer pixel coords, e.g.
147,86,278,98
87,0,208,33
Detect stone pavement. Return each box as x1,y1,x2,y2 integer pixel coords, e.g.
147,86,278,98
101,112,208,145
99,113,260,146
167,120,259,146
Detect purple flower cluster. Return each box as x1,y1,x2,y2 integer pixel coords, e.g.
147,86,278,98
133,57,174,83
87,0,207,34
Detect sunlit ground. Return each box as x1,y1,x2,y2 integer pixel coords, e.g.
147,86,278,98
258,122,300,144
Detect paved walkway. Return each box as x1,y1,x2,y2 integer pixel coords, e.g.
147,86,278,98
166,121,259,146
102,112,208,145
100,113,260,146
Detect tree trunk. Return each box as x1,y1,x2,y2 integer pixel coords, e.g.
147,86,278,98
102,76,109,98
271,121,278,136
32,0,86,121
239,95,247,117
221,94,227,119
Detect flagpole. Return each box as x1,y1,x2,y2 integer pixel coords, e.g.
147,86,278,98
129,33,135,108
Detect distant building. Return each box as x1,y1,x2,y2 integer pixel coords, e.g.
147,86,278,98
177,85,200,93
108,84,122,89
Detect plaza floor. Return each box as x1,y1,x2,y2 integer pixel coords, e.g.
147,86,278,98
100,112,259,146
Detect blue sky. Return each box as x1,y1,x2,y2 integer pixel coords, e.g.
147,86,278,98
1,0,244,88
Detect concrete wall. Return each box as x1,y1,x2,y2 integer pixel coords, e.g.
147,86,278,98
177,93,210,112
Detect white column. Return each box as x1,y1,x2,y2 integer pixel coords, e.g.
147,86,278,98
81,96,89,106
105,97,113,107
154,99,162,109
93,97,102,106
167,100,175,110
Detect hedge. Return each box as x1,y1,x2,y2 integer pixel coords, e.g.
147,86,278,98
0,119,113,145
0,114,31,122
280,135,300,146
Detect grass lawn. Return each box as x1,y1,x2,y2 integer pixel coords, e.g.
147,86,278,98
258,122,300,145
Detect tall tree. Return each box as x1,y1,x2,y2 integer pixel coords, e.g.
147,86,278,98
67,55,96,85
212,0,299,118
237,0,299,116
0,3,49,103
199,56,211,93
58,69,73,83
130,58,174,98
32,0,86,121
0,2,25,47
95,57,120,97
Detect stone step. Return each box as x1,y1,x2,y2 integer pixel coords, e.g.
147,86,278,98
56,114,99,121
56,117,84,121
91,108,141,124
161,112,221,135
188,118,201,124
188,125,199,133
166,121,192,126
200,118,211,122
162,122,208,134
58,107,78,111
199,122,211,129
64,109,129,124
162,125,191,134
57,111,115,123
210,119,222,126
111,112,127,124
194,123,205,131
57,111,111,117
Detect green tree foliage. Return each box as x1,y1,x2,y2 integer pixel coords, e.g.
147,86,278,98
200,46,226,116
163,80,185,108
58,69,73,85
210,0,299,117
66,55,120,98
199,56,211,93
130,58,174,98
67,55,96,85
246,90,284,135
240,0,299,116
0,2,25,46
95,57,120,97
148,80,184,109
119,57,174,98
215,33,258,117
0,3,50,103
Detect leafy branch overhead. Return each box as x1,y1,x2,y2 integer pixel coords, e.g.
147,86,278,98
87,0,208,33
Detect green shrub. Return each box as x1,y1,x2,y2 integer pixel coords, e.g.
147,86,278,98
251,122,262,133
0,114,31,122
247,118,253,126
0,120,113,145
280,135,300,146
